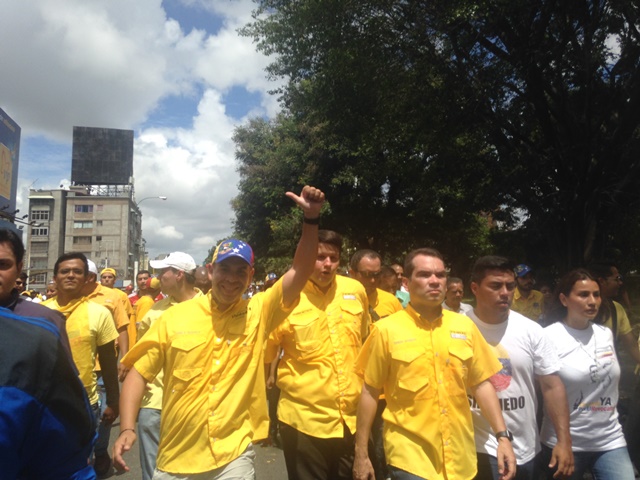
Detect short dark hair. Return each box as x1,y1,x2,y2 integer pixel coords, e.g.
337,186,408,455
318,230,343,253
54,253,89,276
588,262,616,281
137,270,151,280
379,265,397,279
349,249,381,272
18,272,28,281
447,277,464,287
0,228,25,264
470,256,516,284
404,248,444,278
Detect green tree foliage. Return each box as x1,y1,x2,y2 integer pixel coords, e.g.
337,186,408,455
240,0,640,271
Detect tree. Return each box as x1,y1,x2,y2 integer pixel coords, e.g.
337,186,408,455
241,0,640,271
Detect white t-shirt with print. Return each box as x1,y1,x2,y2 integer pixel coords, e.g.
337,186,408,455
540,322,625,452
467,309,560,464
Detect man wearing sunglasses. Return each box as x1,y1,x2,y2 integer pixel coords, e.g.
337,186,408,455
349,249,402,321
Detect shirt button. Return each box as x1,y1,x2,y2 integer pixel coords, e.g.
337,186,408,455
216,338,222,343
435,353,439,357
216,360,221,365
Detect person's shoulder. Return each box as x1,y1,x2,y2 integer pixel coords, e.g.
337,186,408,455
86,299,112,318
377,288,401,303
336,275,364,289
592,322,615,339
375,308,411,331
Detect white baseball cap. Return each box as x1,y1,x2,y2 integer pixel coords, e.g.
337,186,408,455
86,259,99,275
150,252,196,273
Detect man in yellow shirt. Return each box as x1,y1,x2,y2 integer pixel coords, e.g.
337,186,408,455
349,249,403,320
353,248,516,480
267,231,370,480
101,267,136,347
133,251,202,480
511,264,544,321
42,252,120,475
113,185,325,479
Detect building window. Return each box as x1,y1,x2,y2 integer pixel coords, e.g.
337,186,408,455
96,236,102,241
31,227,49,237
30,243,48,253
97,220,103,226
74,205,93,213
31,209,50,221
30,258,48,269
30,273,47,284
73,236,92,245
73,221,93,229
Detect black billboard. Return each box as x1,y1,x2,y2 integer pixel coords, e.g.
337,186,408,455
71,127,133,185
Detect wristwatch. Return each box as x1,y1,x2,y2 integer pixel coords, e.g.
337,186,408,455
495,430,513,441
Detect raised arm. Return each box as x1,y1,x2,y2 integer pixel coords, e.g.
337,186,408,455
280,185,325,307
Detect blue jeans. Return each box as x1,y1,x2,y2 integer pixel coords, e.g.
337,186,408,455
388,465,426,480
476,452,537,479
95,374,111,456
139,408,161,480
540,444,635,479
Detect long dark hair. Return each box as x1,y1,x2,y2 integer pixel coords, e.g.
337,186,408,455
547,269,599,324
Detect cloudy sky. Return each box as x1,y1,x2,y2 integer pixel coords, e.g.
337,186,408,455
2,0,284,263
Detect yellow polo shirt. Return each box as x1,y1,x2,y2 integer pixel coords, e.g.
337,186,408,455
356,306,501,480
84,283,130,331
511,288,544,321
136,290,205,411
267,276,370,438
121,280,294,474
107,286,135,344
371,288,403,319
43,297,118,405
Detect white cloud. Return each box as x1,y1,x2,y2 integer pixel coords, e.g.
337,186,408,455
4,0,287,268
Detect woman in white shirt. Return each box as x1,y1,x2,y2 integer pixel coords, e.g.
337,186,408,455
540,268,634,479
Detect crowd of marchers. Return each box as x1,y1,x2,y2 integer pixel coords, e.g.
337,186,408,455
0,184,638,480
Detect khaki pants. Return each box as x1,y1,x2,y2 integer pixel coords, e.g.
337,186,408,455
152,445,255,480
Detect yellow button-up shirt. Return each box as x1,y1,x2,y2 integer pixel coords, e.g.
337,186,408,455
121,280,294,474
512,289,544,322
356,305,501,480
136,290,205,411
267,276,370,438
371,288,403,319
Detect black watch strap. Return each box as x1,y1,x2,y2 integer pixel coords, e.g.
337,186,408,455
495,430,513,441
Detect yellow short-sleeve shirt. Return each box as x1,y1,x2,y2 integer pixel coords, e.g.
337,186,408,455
512,289,544,322
372,288,403,319
121,279,295,474
267,276,370,438
356,306,501,480
43,297,118,405
136,290,205,411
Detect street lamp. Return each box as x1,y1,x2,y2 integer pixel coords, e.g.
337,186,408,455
136,196,167,206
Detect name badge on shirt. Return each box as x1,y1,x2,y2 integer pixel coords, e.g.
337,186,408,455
343,294,356,300
451,332,467,340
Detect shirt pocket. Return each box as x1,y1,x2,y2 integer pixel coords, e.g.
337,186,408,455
290,312,322,355
447,341,473,396
391,347,433,402
338,302,364,346
171,367,203,393
169,336,205,393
